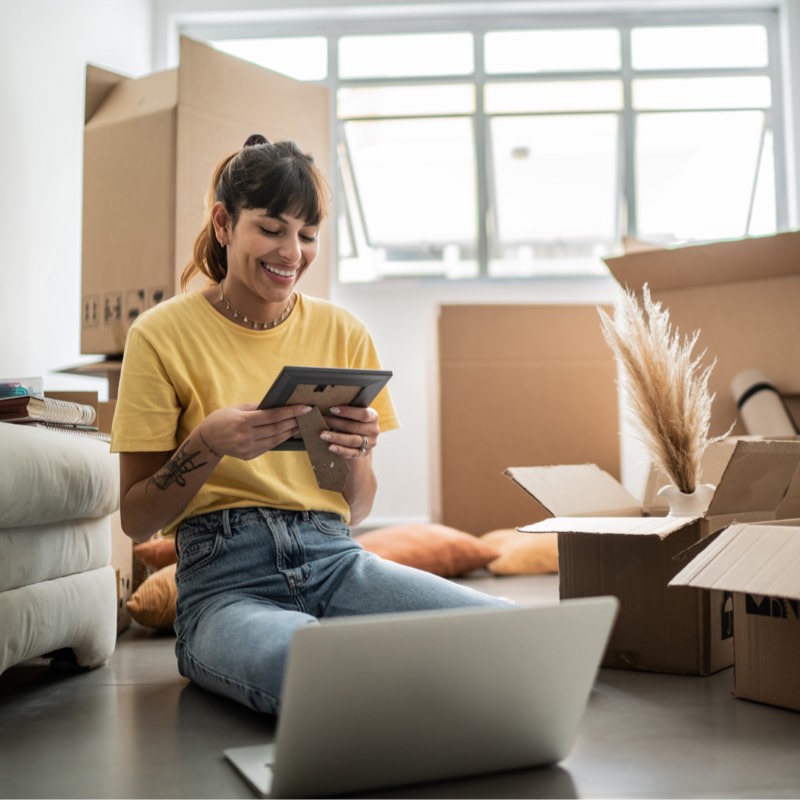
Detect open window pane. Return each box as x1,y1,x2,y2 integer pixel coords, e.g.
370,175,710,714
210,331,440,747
210,37,327,81
748,130,776,236
636,110,773,242
633,76,771,110
338,33,473,78
631,25,768,70
338,84,475,118
489,114,618,277
485,28,620,73
341,117,478,279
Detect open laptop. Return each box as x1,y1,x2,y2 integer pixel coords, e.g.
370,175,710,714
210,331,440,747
224,596,617,798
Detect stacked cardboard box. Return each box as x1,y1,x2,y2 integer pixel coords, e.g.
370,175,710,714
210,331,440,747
507,438,800,675
671,520,800,711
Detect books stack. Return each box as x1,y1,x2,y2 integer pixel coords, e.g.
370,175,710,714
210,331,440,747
0,378,110,441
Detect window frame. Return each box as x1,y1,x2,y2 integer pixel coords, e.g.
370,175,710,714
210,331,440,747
178,5,788,282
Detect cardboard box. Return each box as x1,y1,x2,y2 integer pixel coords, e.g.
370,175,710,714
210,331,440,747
438,304,620,534
58,358,122,400
110,509,133,634
604,231,800,438
671,520,800,711
81,36,331,355
506,438,800,675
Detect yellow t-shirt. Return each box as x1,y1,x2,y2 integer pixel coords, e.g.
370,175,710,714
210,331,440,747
111,291,399,535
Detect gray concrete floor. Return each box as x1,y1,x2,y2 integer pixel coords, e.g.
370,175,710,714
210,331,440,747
2,573,800,798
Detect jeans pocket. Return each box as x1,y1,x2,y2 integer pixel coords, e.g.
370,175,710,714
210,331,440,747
176,516,224,581
309,512,350,537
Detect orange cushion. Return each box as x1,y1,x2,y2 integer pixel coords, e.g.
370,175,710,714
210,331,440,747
357,524,500,577
126,563,177,631
481,529,558,575
133,537,177,570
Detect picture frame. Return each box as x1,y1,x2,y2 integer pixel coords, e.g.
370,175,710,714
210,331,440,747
258,366,393,451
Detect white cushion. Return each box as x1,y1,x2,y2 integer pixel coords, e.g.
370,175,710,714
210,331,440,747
0,565,117,674
0,423,119,527
0,517,111,593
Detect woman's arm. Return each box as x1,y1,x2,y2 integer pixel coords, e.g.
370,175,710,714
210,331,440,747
119,403,311,542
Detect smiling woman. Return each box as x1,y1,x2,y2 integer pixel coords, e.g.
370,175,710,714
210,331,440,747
109,134,513,715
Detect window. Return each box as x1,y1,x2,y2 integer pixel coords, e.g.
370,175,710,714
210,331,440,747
195,8,786,282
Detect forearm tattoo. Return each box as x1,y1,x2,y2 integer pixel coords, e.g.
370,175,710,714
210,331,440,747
148,441,208,491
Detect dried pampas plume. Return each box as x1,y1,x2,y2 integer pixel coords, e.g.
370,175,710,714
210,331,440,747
598,285,723,494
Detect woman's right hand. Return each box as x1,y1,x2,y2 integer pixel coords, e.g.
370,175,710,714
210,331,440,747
197,403,312,460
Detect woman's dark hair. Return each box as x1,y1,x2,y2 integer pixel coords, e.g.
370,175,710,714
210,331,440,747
181,137,329,290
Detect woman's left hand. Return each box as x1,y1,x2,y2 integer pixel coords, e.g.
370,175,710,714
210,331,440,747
321,405,380,459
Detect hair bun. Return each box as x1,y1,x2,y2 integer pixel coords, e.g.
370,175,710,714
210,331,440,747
243,134,269,147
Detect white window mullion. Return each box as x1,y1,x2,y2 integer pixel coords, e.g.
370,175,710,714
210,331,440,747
620,24,637,240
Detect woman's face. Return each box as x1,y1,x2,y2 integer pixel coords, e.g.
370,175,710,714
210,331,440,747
221,205,319,304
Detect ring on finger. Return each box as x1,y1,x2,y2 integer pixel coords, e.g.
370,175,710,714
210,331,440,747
359,435,369,455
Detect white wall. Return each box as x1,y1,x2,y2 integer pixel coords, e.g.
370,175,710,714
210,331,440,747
0,0,152,397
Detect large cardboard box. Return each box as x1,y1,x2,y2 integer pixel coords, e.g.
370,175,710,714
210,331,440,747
604,231,800,438
506,439,800,675
438,304,620,534
81,37,330,355
671,521,800,711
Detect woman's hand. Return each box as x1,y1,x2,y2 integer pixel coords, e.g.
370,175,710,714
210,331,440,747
319,405,381,526
197,403,312,460
320,405,381,459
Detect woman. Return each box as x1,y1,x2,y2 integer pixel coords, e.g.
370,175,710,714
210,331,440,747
112,135,509,713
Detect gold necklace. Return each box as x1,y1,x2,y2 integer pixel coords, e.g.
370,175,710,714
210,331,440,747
219,281,295,330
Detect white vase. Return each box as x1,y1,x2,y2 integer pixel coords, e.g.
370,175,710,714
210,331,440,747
657,483,716,517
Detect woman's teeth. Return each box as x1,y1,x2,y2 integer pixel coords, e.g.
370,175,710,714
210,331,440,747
264,263,294,278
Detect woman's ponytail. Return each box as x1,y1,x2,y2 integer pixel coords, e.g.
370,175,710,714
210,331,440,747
180,153,235,290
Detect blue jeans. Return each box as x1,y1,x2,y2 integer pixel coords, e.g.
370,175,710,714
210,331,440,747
174,507,512,713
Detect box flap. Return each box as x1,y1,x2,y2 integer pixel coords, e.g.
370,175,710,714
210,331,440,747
670,523,800,600
85,64,126,124
519,515,698,539
86,68,178,127
707,439,800,518
605,231,800,292
776,460,800,519
504,464,640,517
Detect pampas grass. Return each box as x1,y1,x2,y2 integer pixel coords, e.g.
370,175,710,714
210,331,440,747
598,285,721,494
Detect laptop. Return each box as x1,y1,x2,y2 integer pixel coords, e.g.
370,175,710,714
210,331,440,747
224,596,617,798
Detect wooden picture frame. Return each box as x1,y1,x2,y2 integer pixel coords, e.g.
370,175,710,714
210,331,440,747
258,366,393,451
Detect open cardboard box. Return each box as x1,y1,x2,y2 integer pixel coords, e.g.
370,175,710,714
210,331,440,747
604,231,800,438
505,438,800,675
671,519,800,711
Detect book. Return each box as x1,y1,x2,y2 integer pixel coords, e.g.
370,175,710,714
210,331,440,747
0,394,97,426
30,421,111,442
